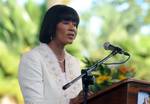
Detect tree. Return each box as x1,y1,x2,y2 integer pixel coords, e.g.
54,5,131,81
0,0,46,103
76,0,150,80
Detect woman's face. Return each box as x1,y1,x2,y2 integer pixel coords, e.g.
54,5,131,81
54,20,77,45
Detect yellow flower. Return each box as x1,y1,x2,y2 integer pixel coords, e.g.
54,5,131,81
96,75,111,84
119,75,126,80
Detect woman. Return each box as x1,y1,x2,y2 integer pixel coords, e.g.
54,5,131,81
18,4,82,104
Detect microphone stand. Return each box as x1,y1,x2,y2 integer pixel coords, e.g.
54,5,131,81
62,50,119,104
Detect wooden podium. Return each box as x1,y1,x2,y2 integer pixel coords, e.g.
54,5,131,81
79,78,150,104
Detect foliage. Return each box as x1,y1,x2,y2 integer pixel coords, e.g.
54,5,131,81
0,0,46,103
83,58,135,92
76,0,150,82
0,0,45,77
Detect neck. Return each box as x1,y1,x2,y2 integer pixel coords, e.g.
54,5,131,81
48,40,65,60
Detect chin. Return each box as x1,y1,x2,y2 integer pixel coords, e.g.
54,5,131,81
68,42,73,44
64,39,74,45
65,41,73,45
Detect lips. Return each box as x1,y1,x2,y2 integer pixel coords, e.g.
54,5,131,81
66,29,76,40
67,33,75,39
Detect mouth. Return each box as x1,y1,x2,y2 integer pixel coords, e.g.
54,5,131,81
67,33,75,39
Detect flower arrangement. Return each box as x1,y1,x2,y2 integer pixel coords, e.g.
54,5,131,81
82,58,135,92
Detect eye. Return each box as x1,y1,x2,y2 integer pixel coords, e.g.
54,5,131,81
62,20,70,25
62,20,77,27
72,22,77,27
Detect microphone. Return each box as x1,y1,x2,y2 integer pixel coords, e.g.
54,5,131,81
103,42,130,56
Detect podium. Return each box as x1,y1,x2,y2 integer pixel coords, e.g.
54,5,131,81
79,78,150,104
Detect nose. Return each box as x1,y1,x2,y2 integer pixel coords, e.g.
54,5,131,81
69,22,76,28
68,22,77,32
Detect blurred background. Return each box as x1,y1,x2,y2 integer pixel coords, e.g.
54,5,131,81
0,0,150,103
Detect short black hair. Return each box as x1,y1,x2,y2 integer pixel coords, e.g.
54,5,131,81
39,5,80,44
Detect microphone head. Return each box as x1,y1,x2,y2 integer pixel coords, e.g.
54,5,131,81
103,42,130,56
103,42,110,50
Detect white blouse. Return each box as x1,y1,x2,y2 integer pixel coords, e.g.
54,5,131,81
18,43,82,104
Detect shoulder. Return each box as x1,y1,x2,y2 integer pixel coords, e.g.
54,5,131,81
23,48,39,57
20,43,50,61
21,47,41,61
18,46,43,79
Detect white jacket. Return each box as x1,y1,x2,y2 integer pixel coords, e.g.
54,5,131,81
18,43,82,104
